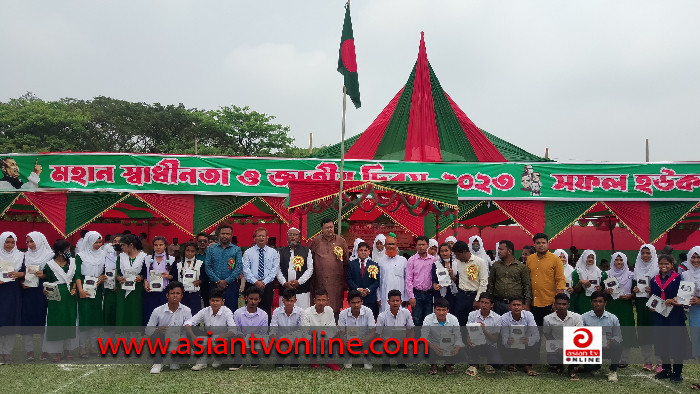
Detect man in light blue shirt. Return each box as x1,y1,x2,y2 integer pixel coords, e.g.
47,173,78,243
580,290,622,383
205,224,242,312
242,227,280,319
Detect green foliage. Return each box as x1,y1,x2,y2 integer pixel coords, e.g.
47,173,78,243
0,93,299,156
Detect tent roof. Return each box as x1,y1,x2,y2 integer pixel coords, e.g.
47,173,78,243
312,32,549,163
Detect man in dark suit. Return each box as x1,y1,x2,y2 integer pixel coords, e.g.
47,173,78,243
346,241,381,319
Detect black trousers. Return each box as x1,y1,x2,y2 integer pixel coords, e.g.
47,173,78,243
530,305,553,326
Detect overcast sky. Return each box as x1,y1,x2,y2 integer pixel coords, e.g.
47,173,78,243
2,0,699,162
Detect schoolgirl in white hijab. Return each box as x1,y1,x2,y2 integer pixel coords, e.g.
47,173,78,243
633,244,659,299
554,249,574,293
20,231,54,360
0,232,25,362
607,252,633,296
574,250,602,292
372,234,386,262
350,238,364,261
468,235,492,266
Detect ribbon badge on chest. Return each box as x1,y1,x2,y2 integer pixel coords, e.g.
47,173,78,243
333,246,344,261
367,265,378,279
292,255,305,271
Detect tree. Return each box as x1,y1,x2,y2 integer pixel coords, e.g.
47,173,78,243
208,105,294,157
0,94,300,157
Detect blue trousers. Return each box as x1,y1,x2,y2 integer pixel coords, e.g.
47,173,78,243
412,290,433,326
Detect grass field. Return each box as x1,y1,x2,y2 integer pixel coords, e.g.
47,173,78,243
2,361,698,394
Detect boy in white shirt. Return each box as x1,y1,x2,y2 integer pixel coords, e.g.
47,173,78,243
301,288,340,371
376,289,414,370
270,288,303,368
465,292,502,376
542,293,583,380
500,295,540,376
338,290,376,369
184,287,236,370
422,297,464,375
147,281,192,374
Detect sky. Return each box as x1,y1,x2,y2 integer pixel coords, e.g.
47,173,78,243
2,0,700,162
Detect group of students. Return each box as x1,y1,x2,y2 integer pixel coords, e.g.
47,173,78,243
0,230,208,363
2,228,700,388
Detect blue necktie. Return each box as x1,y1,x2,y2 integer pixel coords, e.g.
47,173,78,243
258,247,265,280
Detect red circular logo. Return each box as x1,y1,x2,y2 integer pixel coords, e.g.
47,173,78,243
341,39,357,73
573,328,593,348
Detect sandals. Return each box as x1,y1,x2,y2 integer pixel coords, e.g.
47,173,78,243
445,365,455,375
466,366,478,376
570,373,580,381
508,364,518,372
428,365,438,375
485,365,496,374
691,383,700,390
525,367,538,376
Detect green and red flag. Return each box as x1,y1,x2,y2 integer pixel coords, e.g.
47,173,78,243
338,3,361,108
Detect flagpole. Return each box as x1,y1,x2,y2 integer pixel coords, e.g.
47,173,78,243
338,85,347,236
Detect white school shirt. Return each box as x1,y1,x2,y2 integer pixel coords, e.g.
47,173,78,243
146,303,192,336
542,311,583,341
338,306,376,327
421,313,465,348
378,255,408,312
184,306,235,328
500,310,540,347
376,307,414,327
467,310,502,346
270,305,303,327
301,305,336,338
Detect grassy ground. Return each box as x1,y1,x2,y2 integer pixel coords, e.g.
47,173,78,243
1,362,698,394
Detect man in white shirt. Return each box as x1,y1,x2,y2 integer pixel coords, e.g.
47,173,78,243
378,235,408,313
338,290,376,369
276,228,313,309
499,296,539,376
465,293,502,376
146,281,193,374
543,293,583,379
242,228,280,319
451,241,488,325
184,287,236,371
421,297,464,375
301,288,340,371
376,289,413,370
270,288,303,368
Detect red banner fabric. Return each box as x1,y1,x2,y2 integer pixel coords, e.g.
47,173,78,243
135,193,195,235
604,201,651,243
22,192,68,236
494,200,545,237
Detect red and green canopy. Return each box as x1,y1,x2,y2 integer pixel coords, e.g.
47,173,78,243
313,32,547,163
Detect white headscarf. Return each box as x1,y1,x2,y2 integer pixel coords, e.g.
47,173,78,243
350,238,364,261
0,231,24,270
77,231,105,277
468,235,491,265
575,249,601,280
554,249,574,283
445,236,457,244
372,234,386,262
607,252,633,295
24,231,54,269
681,246,700,297
634,244,659,281
428,238,439,255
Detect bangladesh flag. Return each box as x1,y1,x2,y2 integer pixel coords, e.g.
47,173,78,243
338,3,360,108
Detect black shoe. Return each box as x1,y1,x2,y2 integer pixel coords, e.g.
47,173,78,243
397,364,407,369
275,364,284,368
249,364,259,368
290,364,299,368
382,364,391,371
669,372,683,383
655,370,671,380
618,364,628,369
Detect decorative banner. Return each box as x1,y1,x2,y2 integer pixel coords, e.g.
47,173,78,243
134,193,195,235
0,192,20,216
65,192,128,236
23,192,68,236
193,195,254,234
2,153,700,200
649,201,699,243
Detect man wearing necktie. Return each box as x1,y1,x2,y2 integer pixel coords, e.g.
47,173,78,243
242,228,280,320
347,241,381,319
